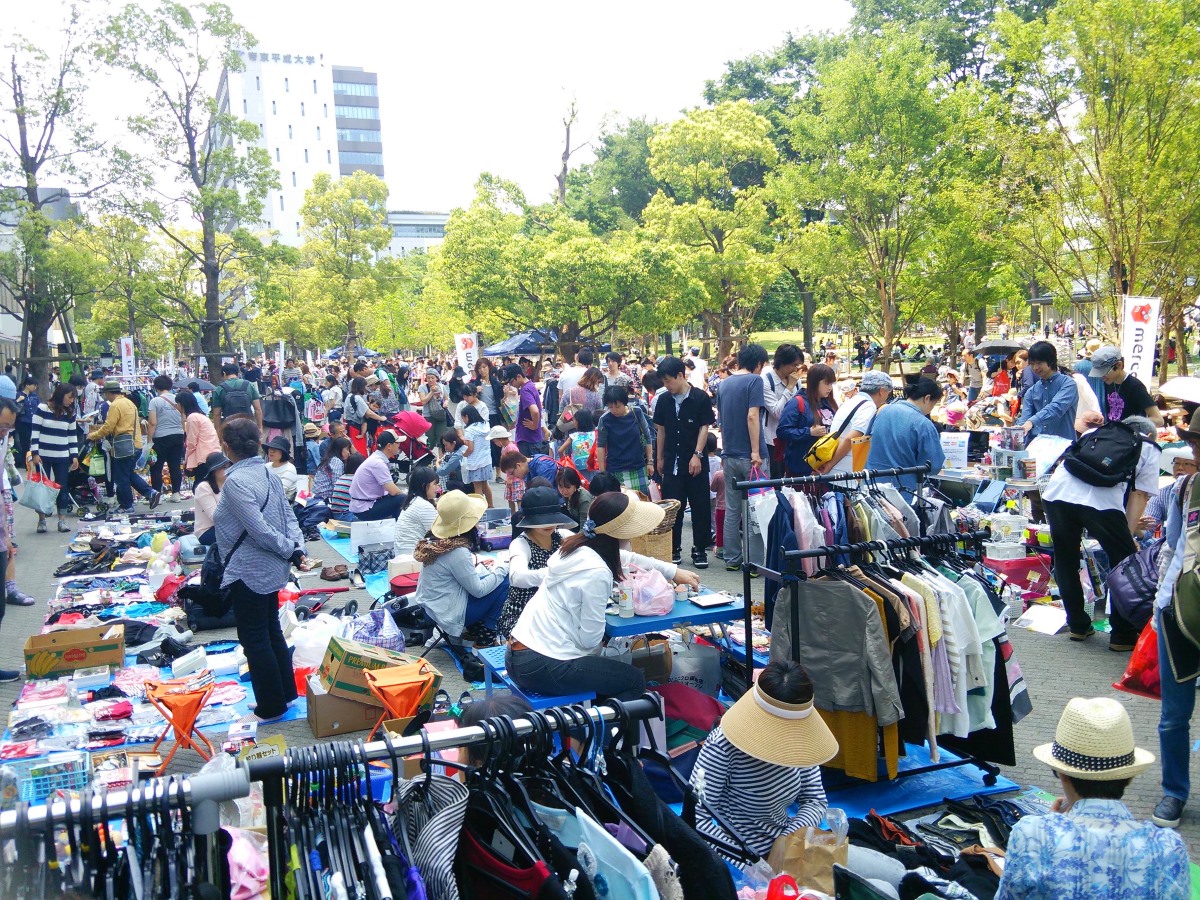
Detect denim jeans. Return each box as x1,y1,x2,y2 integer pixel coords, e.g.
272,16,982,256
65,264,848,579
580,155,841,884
353,493,404,521
110,452,154,511
1158,609,1195,803
465,578,509,631
230,578,297,719
506,646,645,702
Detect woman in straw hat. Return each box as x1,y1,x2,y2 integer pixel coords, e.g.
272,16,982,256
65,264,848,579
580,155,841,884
689,660,837,860
413,489,510,647
996,697,1187,899
507,490,700,701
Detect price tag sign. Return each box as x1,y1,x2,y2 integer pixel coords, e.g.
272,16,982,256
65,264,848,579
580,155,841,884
940,432,969,470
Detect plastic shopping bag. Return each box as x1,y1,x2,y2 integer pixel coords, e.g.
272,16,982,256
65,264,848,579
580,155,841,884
623,564,675,616
1113,620,1160,700
341,607,405,652
18,465,59,517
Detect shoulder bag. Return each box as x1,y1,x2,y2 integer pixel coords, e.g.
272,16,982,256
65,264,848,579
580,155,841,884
806,395,871,470
199,477,274,612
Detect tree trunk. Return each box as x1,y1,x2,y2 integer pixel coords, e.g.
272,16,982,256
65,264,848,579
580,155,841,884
974,307,987,342
201,217,222,355
878,278,896,374
1177,309,1190,377
345,319,358,356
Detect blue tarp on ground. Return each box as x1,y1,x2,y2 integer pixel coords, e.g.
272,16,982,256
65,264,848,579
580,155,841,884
482,329,557,357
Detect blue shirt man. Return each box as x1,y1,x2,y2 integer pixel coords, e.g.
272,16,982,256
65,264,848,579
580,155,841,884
1017,342,1078,442
865,396,947,493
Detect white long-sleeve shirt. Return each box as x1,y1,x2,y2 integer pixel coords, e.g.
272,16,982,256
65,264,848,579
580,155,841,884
508,530,574,589
511,545,677,659
761,367,798,445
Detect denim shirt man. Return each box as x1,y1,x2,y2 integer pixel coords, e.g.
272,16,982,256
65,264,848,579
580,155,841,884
1017,371,1078,441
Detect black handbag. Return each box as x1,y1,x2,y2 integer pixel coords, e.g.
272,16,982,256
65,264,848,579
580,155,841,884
358,542,394,575
198,482,273,613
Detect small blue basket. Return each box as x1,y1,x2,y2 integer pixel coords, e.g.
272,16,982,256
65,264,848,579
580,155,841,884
6,751,91,803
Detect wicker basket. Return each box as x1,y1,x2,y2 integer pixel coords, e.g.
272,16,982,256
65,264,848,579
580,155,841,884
630,499,681,562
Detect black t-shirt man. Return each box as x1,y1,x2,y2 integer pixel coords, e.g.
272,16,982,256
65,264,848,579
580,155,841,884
1105,373,1155,423
653,386,716,477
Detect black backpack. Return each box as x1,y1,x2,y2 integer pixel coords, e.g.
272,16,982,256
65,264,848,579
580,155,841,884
220,378,253,419
1061,420,1149,487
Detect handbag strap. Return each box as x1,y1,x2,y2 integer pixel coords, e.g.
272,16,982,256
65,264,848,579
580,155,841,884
833,395,873,441
225,475,273,569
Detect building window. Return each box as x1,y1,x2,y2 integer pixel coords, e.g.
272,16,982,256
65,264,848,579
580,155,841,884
292,171,297,186
337,127,382,143
275,147,280,162
339,151,384,165
327,150,331,163
258,124,263,136
242,99,247,113
288,125,293,138
323,103,328,118
333,81,378,97
300,102,305,117
279,196,284,211
271,100,276,114
304,148,309,162
256,76,260,90
316,126,321,140
296,221,301,234
335,105,380,120
284,77,289,92
392,224,446,238
312,79,317,94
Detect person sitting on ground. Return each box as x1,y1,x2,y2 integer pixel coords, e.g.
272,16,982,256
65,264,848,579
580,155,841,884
555,466,592,528
348,431,405,521
690,659,837,861
394,466,439,557
437,431,468,493
1139,447,1196,535
497,485,580,638
312,436,352,504
457,694,534,765
995,697,1188,899
507,491,699,701
265,435,303,502
413,490,510,647
191,451,230,545
329,452,365,518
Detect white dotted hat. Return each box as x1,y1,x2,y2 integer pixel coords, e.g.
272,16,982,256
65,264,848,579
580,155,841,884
1032,697,1154,781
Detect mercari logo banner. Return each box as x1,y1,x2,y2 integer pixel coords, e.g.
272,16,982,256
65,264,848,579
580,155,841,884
1120,295,1161,387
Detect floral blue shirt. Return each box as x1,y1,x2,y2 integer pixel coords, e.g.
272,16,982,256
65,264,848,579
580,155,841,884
996,799,1189,900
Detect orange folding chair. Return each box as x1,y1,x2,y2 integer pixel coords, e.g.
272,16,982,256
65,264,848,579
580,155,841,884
364,661,439,740
145,673,216,774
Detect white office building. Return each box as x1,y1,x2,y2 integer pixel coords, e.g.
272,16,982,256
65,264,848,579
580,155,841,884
215,51,386,246
384,211,449,257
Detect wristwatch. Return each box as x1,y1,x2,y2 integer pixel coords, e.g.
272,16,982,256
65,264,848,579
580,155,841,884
693,451,703,458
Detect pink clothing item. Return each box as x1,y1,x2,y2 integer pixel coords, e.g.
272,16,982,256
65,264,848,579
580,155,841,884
185,412,221,469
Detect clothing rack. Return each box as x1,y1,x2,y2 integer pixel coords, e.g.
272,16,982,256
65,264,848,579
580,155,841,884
780,528,999,788
0,696,665,900
730,464,933,680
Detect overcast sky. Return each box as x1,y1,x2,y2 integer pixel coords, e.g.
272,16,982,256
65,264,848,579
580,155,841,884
18,0,854,212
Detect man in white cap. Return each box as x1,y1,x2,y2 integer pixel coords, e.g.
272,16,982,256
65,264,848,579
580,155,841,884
1139,446,1196,534
1088,345,1165,427
995,697,1187,899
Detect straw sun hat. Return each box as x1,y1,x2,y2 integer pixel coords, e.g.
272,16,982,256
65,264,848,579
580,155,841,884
591,493,665,539
1032,697,1154,781
431,489,488,539
720,681,839,767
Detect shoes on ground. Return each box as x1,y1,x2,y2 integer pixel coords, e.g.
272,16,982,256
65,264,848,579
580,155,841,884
6,587,35,607
36,521,47,534
57,520,70,533
1069,627,1096,642
168,493,181,503
1152,796,1185,828
671,550,682,565
148,491,162,510
691,551,709,570
0,669,21,683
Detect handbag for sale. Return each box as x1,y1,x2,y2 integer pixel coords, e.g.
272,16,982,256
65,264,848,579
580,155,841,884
358,542,395,575
342,607,406,652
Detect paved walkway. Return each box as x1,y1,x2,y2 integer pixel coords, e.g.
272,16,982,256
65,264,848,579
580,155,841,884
3,500,1198,858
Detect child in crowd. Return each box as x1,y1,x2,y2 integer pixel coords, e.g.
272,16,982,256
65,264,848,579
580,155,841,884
437,431,468,493
555,466,593,528
488,426,521,511
587,472,621,496
706,432,723,555
561,408,597,474
329,452,364,518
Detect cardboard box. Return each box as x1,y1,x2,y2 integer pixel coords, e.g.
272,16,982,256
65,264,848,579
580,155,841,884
24,625,125,680
388,555,421,579
317,636,441,709
307,676,382,737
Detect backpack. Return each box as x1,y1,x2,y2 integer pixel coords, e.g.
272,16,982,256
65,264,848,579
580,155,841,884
219,378,253,419
261,391,294,428
1169,474,1200,671
1060,420,1147,488
1107,538,1160,631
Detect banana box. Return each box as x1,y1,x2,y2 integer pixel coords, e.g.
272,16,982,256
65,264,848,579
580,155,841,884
24,625,125,680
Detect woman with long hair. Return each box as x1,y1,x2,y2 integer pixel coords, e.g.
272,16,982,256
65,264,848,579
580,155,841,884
776,363,839,477
343,376,384,456
312,436,352,503
178,389,221,474
29,382,79,533
192,451,230,545
507,491,699,700
394,465,439,556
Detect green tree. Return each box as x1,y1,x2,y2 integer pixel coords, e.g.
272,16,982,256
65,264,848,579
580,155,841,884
566,117,660,232
644,101,780,359
778,29,992,368
0,5,111,385
100,1,278,356
299,171,392,354
995,0,1200,360
71,215,158,353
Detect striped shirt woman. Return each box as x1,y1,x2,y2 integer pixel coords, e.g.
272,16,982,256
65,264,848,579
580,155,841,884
28,383,80,530
692,725,828,859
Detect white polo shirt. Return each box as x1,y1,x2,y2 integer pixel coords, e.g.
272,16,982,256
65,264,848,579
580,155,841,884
1042,435,1160,512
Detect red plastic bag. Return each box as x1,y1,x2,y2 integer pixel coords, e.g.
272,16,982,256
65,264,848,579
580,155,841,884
1113,620,1160,700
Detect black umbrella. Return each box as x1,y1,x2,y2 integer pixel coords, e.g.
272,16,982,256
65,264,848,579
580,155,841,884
972,339,1028,355
174,377,216,392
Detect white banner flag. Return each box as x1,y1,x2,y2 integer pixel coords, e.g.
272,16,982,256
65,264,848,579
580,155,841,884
1119,295,1161,387
454,333,479,374
119,336,136,378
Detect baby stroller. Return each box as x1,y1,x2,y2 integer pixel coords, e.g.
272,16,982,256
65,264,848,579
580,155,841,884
386,411,434,486
68,439,110,517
